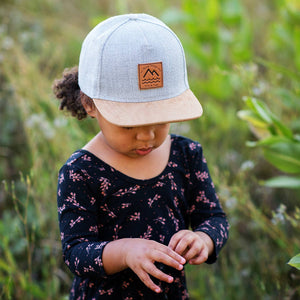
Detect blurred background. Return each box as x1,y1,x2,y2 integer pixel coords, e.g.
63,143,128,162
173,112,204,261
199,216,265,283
0,0,299,299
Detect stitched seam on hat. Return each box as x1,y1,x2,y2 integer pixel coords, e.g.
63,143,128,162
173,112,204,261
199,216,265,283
99,18,132,93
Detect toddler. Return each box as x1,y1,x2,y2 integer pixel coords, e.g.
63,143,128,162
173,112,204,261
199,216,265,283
54,13,229,299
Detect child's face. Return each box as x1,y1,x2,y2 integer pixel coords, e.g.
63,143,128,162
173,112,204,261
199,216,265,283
95,111,170,158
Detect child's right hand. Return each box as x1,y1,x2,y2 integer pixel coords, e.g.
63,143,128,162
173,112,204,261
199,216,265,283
102,238,186,293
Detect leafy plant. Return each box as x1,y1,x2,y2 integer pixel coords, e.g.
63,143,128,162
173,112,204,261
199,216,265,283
238,88,300,285
288,254,300,270
238,96,300,189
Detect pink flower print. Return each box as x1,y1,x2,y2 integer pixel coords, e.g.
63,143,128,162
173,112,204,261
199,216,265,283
58,173,64,184
100,203,116,218
188,204,196,214
173,196,180,208
216,238,223,247
81,169,91,180
67,157,77,166
58,188,61,197
196,191,216,208
99,288,114,296
160,172,177,190
167,161,178,168
113,185,140,197
121,203,131,209
122,281,130,289
154,217,166,225
90,197,96,205
159,235,165,243
74,257,80,269
129,212,140,221
95,242,107,250
99,177,111,196
195,171,209,182
141,225,153,239
60,232,64,240
202,157,207,163
189,142,197,150
153,181,164,188
66,192,78,205
94,256,103,267
148,194,161,207
220,224,228,239
202,220,217,231
196,191,208,203
81,154,91,161
112,224,122,240
169,174,177,190
89,225,98,233
84,265,95,273
69,170,83,182
57,204,66,214
69,216,84,228
167,207,179,231
107,289,114,295
86,243,94,254
65,192,87,211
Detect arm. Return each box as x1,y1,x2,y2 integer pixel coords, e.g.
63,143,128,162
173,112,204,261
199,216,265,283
169,142,229,264
57,165,110,278
102,238,185,293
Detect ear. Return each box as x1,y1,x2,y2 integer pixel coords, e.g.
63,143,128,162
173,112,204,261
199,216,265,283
82,99,97,118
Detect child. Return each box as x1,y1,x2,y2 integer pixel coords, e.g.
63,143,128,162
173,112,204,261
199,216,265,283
54,13,229,300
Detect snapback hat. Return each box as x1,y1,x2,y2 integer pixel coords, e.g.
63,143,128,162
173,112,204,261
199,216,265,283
78,13,202,126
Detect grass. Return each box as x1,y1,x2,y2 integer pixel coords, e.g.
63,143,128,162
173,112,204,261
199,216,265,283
0,0,299,299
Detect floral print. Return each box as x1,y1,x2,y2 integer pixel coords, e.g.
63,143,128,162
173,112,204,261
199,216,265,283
57,135,229,299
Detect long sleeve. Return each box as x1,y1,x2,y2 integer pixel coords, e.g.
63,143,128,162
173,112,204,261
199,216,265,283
185,142,229,263
57,163,109,278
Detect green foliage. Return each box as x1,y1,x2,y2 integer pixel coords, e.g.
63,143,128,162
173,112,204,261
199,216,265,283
1,0,300,299
238,96,300,188
289,254,300,270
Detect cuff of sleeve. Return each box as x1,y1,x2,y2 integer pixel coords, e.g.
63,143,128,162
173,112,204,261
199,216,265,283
194,229,217,264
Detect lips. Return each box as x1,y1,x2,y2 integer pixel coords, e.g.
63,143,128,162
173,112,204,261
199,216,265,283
135,147,153,156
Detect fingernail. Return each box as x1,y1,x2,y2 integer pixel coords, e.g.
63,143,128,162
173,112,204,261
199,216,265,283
155,288,161,293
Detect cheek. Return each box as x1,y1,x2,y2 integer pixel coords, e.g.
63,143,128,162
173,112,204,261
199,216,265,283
156,128,170,144
112,134,133,150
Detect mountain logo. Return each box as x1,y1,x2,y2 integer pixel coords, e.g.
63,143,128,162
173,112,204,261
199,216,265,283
138,62,163,89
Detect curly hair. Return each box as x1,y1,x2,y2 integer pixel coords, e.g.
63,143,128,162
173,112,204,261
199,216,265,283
52,66,93,120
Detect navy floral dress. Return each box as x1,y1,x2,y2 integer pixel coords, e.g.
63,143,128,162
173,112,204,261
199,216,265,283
57,134,229,299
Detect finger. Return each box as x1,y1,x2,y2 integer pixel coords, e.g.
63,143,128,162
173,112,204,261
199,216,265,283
137,268,162,294
173,234,195,256
188,247,209,265
153,247,185,269
143,262,174,284
168,231,186,250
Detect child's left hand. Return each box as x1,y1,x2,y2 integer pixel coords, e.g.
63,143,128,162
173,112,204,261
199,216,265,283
168,230,214,265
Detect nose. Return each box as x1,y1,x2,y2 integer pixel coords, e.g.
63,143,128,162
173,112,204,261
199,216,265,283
136,126,155,141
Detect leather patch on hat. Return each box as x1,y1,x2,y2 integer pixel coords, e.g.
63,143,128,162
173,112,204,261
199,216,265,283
138,62,163,89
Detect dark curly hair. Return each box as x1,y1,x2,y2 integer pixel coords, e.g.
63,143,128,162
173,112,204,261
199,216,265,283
52,66,94,120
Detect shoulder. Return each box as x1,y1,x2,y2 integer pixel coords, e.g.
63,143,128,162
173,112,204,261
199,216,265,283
170,134,203,157
58,149,107,183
